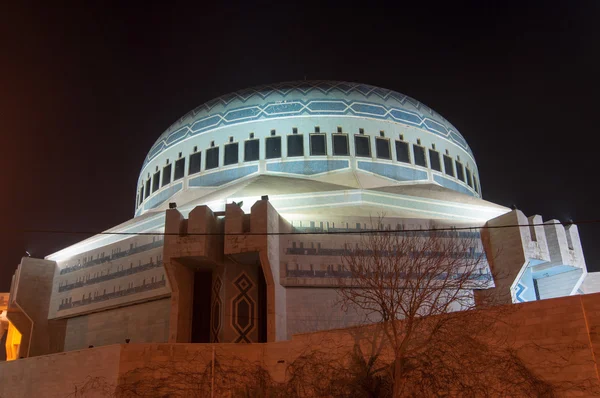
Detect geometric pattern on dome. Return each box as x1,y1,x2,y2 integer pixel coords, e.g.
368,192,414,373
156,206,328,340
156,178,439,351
185,81,441,118
144,81,471,167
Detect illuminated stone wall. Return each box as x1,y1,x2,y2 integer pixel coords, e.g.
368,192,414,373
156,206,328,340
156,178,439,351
1,293,600,397
49,235,170,319
63,298,170,351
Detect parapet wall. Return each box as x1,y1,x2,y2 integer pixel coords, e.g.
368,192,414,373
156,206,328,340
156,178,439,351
482,209,587,305
0,344,122,398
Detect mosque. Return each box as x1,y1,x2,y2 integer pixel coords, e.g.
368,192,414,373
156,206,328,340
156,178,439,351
3,81,597,359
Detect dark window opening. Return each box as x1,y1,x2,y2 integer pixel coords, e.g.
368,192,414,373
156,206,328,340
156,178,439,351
375,138,391,159
314,126,320,133
355,135,371,157
144,179,151,198
395,141,410,163
337,126,342,133
138,187,144,205
206,147,219,170
359,128,365,134
189,152,201,175
429,149,441,171
224,143,239,165
270,129,276,136
456,161,465,182
413,145,427,167
474,176,479,193
287,134,304,157
152,171,160,193
333,134,349,156
255,266,267,342
443,155,454,177
174,158,185,180
191,270,212,343
162,164,172,186
266,136,281,159
310,134,326,156
466,168,473,187
244,139,260,161
292,127,298,134
533,278,541,300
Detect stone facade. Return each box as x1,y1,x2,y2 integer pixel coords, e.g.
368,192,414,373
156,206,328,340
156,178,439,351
4,199,595,358
478,210,587,305
63,298,170,351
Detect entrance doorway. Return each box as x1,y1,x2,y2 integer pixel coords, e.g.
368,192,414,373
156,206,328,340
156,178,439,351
191,270,212,343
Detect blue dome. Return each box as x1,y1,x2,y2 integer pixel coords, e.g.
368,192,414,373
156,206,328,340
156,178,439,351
144,81,472,167
135,81,481,217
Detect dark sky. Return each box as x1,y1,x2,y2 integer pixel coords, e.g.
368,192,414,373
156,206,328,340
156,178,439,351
2,2,599,291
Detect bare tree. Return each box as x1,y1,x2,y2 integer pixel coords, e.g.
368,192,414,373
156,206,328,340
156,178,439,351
336,223,560,396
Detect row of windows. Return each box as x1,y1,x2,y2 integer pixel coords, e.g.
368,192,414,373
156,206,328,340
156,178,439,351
138,129,480,207
58,275,166,310
59,257,163,293
60,237,163,275
60,255,161,286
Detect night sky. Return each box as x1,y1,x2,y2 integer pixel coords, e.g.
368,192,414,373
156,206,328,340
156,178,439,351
2,2,599,291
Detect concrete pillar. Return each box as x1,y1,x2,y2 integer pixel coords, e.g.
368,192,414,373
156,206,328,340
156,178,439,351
164,209,194,343
6,257,65,357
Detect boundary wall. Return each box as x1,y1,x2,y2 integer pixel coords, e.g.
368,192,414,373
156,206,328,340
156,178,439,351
1,293,600,397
